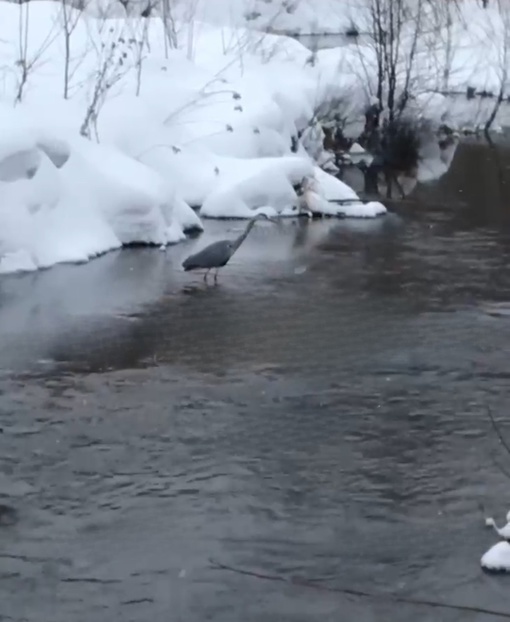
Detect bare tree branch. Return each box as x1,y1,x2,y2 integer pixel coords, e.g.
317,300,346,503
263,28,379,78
14,1,61,103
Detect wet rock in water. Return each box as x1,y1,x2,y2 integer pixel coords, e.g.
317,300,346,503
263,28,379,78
0,503,18,526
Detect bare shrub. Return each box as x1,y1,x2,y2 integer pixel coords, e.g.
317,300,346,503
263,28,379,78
80,24,134,140
14,1,61,104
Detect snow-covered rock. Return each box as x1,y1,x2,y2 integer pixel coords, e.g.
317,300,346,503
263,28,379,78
314,166,358,202
343,201,387,218
200,156,313,219
481,541,510,572
480,512,510,572
349,142,365,155
199,157,387,220
300,169,386,219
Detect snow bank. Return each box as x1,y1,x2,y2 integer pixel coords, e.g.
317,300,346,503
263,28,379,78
78,13,381,219
0,0,394,274
199,157,386,219
0,109,70,183
0,105,195,274
301,167,385,219
0,6,211,274
200,156,312,219
314,166,358,202
0,132,183,274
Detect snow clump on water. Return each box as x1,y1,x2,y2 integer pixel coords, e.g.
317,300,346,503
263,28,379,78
482,511,510,572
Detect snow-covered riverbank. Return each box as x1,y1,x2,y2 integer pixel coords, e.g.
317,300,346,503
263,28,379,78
1,0,508,274
0,1,389,275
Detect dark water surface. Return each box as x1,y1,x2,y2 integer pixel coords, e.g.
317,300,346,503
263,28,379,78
2,140,510,621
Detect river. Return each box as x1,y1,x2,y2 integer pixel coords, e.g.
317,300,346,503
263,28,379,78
2,139,510,621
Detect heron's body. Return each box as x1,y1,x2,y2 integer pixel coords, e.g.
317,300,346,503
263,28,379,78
182,240,233,272
182,214,274,282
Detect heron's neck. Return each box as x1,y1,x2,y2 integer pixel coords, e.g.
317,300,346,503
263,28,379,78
231,219,256,253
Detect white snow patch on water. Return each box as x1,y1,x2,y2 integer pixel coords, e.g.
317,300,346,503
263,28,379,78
481,542,510,572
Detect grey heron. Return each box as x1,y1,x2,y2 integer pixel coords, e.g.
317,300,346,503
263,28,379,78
182,213,276,282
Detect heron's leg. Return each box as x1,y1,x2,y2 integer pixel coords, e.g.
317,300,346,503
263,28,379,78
203,269,210,282
214,268,220,283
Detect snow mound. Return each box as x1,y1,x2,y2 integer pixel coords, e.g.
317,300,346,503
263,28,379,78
0,108,197,275
70,138,186,247
199,157,387,220
349,142,365,155
0,104,71,183
343,201,387,218
314,167,358,202
200,156,312,219
303,168,386,219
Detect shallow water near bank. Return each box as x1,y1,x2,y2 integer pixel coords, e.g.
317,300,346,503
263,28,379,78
2,139,510,621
